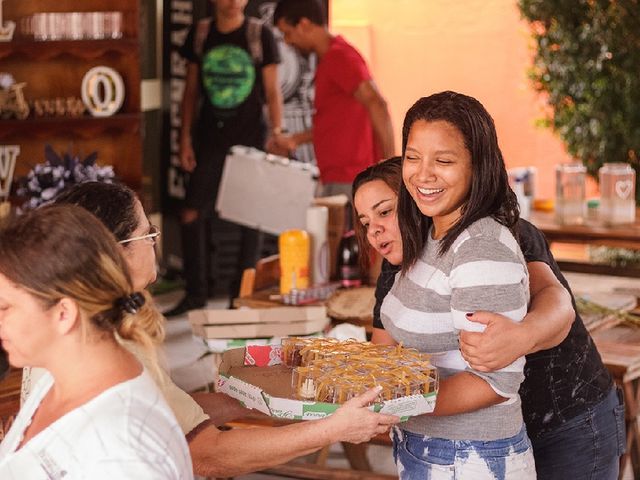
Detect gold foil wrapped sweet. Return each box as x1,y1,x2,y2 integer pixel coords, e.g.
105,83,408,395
285,338,438,404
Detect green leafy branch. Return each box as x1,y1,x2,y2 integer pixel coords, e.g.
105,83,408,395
519,0,640,203
576,296,640,328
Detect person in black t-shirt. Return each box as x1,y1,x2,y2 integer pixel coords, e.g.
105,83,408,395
352,158,625,480
166,0,285,317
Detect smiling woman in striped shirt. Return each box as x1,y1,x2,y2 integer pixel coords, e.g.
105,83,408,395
379,91,536,479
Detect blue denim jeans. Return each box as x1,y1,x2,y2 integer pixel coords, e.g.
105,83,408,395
392,425,536,479
531,386,626,480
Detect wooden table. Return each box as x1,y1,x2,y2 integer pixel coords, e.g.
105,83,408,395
529,209,640,276
233,287,304,309
233,288,375,333
591,325,640,478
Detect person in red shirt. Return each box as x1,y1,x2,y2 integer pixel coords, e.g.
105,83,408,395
273,0,395,197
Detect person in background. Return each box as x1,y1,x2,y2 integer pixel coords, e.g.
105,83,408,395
353,154,623,476
167,0,285,316
21,181,399,478
0,205,193,478
273,0,395,197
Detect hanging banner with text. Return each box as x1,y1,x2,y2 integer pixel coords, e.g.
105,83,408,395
162,0,206,213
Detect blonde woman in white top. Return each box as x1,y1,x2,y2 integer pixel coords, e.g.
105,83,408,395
0,205,193,478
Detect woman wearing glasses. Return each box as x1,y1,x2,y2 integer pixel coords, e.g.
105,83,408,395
22,181,399,478
56,182,161,292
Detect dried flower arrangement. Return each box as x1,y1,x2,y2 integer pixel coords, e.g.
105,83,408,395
16,144,115,211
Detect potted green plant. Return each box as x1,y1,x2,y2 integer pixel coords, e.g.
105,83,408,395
519,0,640,203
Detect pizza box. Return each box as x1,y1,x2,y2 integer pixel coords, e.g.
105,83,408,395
217,346,438,421
189,306,330,339
199,333,323,354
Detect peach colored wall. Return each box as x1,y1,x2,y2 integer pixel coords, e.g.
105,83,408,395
330,0,594,200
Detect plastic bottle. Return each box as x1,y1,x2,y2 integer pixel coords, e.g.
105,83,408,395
278,229,310,294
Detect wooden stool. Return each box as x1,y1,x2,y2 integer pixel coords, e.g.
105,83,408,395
592,326,640,479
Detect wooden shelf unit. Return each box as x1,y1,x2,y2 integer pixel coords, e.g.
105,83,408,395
0,113,141,138
0,39,140,60
2,0,142,189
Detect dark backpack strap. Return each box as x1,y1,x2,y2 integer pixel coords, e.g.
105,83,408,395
246,17,263,65
194,16,263,64
194,17,213,60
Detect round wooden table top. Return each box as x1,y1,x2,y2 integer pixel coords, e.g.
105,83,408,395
326,286,376,323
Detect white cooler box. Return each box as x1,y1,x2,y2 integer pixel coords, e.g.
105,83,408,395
215,146,319,235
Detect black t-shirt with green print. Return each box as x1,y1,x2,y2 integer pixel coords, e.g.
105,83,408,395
180,18,280,148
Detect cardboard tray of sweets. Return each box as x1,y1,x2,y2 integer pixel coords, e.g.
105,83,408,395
217,347,437,421
189,306,330,339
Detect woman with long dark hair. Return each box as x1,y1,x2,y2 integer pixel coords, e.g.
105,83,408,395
382,92,535,478
353,152,624,479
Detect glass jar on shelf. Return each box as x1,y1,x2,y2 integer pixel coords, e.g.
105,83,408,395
599,163,636,225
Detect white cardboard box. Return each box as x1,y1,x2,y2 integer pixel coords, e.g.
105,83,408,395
189,306,330,339
215,146,319,236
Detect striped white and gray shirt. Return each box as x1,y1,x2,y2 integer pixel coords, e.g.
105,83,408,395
381,216,529,441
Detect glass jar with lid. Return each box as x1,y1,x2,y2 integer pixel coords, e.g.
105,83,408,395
599,163,636,224
555,163,586,225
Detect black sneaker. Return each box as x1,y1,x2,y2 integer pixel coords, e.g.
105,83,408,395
163,296,206,318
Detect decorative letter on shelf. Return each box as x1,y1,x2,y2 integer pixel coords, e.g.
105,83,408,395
0,144,18,199
81,66,125,117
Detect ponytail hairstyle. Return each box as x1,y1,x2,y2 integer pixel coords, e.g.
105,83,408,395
398,91,519,272
0,205,164,367
351,157,403,274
